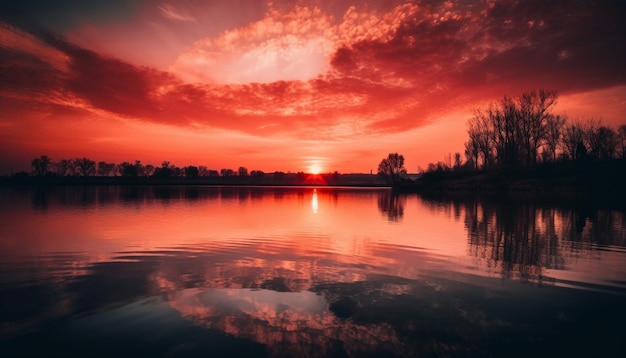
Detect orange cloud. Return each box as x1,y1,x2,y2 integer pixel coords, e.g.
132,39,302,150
171,5,336,84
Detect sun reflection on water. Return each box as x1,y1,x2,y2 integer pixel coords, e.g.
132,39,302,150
311,189,319,214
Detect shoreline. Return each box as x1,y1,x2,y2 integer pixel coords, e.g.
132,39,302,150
0,175,388,188
395,160,626,204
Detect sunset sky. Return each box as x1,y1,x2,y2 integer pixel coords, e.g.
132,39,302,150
1,0,625,174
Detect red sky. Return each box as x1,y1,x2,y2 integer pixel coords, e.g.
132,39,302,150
1,0,625,174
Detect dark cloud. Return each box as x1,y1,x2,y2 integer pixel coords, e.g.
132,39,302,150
321,0,626,133
41,33,165,119
0,1,151,32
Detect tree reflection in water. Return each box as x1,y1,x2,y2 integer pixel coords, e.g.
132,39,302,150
377,191,405,222
423,195,626,285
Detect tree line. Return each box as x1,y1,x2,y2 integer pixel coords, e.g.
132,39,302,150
377,89,626,186
28,157,266,178
463,89,626,169
423,89,626,173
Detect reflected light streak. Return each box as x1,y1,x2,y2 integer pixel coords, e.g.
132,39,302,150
311,189,319,214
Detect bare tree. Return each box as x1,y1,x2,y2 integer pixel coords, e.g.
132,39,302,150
118,162,137,177
97,161,116,176
377,153,406,186
466,89,558,168
31,155,51,176
74,157,96,176
135,160,145,177
454,152,462,170
56,159,74,176
153,161,174,177
466,110,494,167
582,119,601,157
544,114,566,162
220,168,234,177
619,124,626,159
562,121,586,160
464,138,479,169
587,124,618,159
517,89,558,166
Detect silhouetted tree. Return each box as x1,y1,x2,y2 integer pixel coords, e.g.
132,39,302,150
144,164,155,177
576,141,588,160
74,157,96,176
466,112,494,168
56,159,74,176
220,168,234,177
619,124,626,159
97,161,116,176
562,121,586,160
185,166,199,177
377,153,406,186
517,90,558,166
153,161,174,178
544,114,566,162
587,124,618,159
426,160,450,173
118,162,137,177
453,152,462,170
464,136,480,169
134,160,145,177
251,170,265,177
31,155,51,176
238,166,249,176
466,89,558,168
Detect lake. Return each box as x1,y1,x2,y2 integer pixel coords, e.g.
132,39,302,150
1,186,625,357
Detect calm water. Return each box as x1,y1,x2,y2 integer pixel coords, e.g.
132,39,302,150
1,186,625,357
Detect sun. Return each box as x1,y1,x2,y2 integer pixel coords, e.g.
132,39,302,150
309,164,321,175
305,157,326,175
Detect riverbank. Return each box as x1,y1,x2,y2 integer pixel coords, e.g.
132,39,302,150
400,160,626,199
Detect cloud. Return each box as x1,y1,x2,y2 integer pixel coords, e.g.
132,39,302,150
158,3,196,22
0,0,153,31
170,5,336,84
1,0,625,145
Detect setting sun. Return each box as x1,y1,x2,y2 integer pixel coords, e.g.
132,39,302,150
309,165,322,175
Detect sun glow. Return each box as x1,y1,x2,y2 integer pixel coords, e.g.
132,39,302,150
309,164,322,175
305,157,326,175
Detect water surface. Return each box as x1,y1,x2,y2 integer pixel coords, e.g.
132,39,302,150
1,186,625,357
